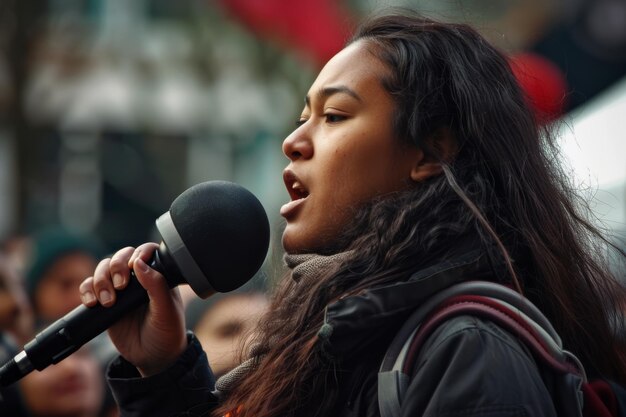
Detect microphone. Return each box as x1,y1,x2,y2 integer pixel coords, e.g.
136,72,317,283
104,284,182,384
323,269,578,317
0,180,270,387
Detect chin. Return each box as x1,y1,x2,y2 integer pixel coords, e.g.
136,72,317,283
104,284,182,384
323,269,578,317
281,238,306,255
281,228,341,255
281,228,314,254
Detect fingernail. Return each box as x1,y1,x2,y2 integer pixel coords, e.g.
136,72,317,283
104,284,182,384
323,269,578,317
113,273,124,288
99,290,112,304
136,258,149,273
81,292,96,304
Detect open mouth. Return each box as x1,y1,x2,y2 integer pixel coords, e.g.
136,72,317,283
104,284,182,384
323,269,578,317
284,170,309,201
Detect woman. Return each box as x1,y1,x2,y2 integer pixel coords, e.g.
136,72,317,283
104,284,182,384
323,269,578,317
0,253,32,347
80,11,626,417
185,289,269,378
19,345,107,417
0,253,32,417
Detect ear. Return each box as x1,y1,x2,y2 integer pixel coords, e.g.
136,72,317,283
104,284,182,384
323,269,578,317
409,127,457,183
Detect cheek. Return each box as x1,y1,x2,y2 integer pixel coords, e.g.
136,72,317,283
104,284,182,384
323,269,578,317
330,154,389,206
81,363,104,403
80,359,102,382
308,195,357,250
199,332,239,376
0,293,15,321
21,372,55,407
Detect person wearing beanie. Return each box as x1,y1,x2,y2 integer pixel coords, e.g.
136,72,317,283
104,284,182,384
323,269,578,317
25,227,105,323
0,252,32,417
22,227,121,417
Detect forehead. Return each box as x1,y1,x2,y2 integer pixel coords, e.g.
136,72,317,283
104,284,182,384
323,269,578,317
308,41,389,98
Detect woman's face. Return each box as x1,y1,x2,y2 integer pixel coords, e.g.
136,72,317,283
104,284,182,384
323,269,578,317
0,257,33,344
194,293,268,378
34,252,98,321
281,40,421,253
19,347,104,417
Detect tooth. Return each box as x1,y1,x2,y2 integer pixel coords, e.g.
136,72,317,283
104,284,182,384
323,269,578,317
292,181,301,190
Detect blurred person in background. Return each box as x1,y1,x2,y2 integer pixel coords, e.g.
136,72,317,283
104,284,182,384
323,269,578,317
0,252,33,348
0,252,33,416
185,287,269,379
18,341,108,417
22,228,119,417
24,227,105,324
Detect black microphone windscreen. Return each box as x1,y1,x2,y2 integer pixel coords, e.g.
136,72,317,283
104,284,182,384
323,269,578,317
168,181,270,292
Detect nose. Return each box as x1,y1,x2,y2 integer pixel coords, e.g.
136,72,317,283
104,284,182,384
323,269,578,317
0,294,18,330
282,126,313,161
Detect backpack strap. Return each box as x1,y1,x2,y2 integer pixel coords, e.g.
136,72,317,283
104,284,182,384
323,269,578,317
378,280,586,417
402,294,579,376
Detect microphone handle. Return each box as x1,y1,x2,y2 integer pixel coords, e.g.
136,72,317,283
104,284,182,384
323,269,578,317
0,252,176,387
25,271,149,370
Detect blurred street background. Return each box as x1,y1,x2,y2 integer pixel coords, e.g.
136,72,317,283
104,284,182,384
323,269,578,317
0,0,624,276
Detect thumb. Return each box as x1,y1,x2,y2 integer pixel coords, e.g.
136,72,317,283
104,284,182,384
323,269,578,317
133,257,170,299
130,257,186,376
132,258,183,319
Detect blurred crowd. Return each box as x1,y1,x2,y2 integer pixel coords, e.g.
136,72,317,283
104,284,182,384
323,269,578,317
0,227,270,416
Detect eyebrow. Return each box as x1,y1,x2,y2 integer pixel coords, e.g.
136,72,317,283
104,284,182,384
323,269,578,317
305,86,362,107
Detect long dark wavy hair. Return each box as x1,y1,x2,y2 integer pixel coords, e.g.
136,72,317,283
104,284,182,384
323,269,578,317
214,11,626,417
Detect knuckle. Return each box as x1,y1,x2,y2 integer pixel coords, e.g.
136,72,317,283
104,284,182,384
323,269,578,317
108,255,127,271
96,257,111,270
110,247,135,275
79,277,94,293
93,261,113,289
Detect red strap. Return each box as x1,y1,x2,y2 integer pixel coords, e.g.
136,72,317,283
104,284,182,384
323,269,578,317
402,295,577,376
583,380,619,417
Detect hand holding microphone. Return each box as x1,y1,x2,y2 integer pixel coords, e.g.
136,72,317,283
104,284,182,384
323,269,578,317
82,242,188,376
0,180,270,386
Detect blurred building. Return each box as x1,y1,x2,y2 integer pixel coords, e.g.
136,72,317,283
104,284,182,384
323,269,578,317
0,0,318,259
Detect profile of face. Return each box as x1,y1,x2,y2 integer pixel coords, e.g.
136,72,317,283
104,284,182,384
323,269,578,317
34,252,98,322
19,347,104,417
280,40,424,254
193,293,269,378
0,255,33,344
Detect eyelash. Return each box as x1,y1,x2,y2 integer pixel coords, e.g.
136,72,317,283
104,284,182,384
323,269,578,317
325,113,345,123
295,113,346,127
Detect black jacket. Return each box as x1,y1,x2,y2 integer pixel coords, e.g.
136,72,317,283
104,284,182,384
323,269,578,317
107,249,557,417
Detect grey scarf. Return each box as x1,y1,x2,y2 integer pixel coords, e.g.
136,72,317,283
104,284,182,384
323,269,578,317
213,251,353,397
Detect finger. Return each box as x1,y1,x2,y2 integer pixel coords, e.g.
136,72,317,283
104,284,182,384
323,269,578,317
132,257,171,304
92,257,116,307
128,242,160,269
79,277,98,307
132,257,185,326
131,257,186,375
108,247,136,290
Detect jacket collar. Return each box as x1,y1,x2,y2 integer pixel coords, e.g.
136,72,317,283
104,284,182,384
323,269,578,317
318,247,493,358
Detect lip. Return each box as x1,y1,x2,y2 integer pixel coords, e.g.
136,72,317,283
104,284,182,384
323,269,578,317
281,169,309,218
53,378,88,396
